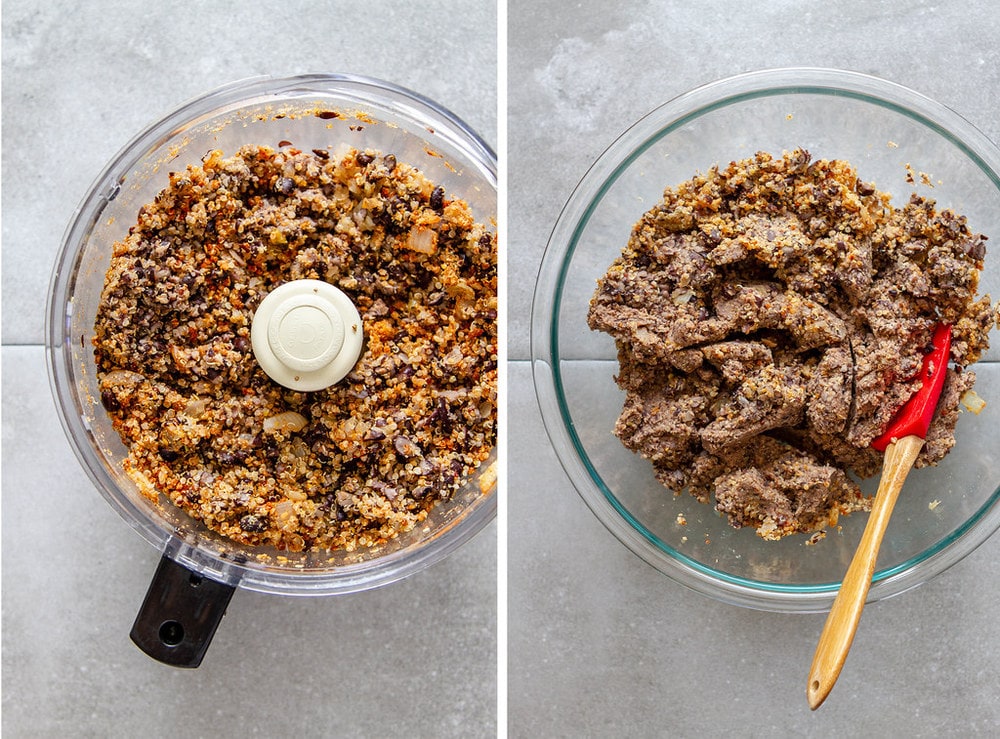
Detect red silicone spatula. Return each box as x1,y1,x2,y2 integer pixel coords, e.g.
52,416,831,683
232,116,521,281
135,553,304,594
807,323,952,710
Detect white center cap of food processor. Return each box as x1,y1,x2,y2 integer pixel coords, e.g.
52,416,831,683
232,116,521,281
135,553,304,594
251,279,363,392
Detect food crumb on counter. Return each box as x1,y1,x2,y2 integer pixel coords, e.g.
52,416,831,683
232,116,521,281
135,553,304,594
960,388,986,414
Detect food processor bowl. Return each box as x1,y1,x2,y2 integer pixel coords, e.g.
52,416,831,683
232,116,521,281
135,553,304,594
47,74,497,665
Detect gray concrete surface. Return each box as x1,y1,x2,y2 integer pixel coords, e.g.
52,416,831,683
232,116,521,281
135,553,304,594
6,0,1000,736
2,1,496,737
508,0,1000,736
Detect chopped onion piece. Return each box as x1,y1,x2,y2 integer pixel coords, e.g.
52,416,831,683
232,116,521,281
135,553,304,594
406,225,438,254
263,411,308,433
672,288,695,305
960,389,986,415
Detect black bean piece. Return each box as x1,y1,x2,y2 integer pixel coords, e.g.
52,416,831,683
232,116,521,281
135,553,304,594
100,389,121,412
215,450,247,466
428,398,454,432
412,485,433,500
429,186,445,213
371,208,393,230
964,238,986,261
416,268,436,290
239,514,267,533
386,263,408,283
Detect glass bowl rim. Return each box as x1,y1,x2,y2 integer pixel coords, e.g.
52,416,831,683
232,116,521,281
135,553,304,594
530,66,1000,612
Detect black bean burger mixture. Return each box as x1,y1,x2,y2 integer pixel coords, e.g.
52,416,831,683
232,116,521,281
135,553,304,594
589,149,997,539
95,144,497,553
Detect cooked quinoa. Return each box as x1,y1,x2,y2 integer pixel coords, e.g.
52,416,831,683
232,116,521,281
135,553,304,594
94,144,497,553
589,149,996,539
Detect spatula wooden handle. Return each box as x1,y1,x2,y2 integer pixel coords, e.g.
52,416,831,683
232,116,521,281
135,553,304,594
806,434,925,710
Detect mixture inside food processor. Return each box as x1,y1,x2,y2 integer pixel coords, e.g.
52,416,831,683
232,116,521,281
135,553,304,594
589,149,997,539
94,144,497,553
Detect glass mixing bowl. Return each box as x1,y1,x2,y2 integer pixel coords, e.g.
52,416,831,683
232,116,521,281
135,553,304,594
47,74,497,664
531,68,1000,613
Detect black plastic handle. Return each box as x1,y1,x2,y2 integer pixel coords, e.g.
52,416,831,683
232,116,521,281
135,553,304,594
130,554,237,668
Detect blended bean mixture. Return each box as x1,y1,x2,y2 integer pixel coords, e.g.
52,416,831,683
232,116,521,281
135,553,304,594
589,149,997,539
95,144,497,553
